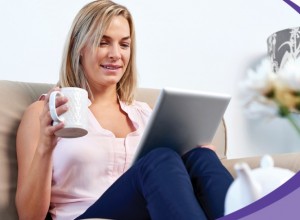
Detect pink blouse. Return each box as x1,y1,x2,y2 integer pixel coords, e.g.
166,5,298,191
49,100,152,220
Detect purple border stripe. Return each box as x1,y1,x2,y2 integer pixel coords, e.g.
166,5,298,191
218,171,300,220
283,0,300,13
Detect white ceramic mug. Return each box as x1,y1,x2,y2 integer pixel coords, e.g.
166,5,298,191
49,87,89,138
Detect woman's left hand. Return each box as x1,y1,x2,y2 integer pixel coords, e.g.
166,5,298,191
200,144,216,152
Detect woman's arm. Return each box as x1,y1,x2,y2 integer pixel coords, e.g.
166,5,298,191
15,89,67,220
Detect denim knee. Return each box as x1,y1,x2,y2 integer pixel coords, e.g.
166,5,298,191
139,147,182,169
182,147,218,163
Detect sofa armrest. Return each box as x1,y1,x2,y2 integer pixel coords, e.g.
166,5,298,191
221,152,300,178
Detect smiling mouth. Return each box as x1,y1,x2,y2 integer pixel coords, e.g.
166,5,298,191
100,65,121,70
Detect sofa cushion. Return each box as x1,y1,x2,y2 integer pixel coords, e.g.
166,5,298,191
0,80,53,219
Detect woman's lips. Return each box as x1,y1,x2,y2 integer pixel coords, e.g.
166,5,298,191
100,64,122,70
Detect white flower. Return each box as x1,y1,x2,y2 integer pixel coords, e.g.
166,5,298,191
239,57,278,118
277,57,300,91
240,58,276,96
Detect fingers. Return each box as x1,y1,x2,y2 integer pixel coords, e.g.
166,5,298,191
37,87,69,151
44,87,60,103
200,144,216,152
40,87,69,136
44,120,65,136
42,87,68,126
55,102,68,116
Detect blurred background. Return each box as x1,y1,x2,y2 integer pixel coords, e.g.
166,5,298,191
1,0,300,158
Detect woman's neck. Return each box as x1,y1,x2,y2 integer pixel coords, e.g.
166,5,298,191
90,86,119,107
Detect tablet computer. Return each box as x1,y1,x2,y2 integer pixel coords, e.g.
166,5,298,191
132,87,231,164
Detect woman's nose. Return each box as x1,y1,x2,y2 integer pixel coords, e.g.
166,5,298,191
108,44,121,61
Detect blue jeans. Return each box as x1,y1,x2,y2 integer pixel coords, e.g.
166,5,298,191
76,147,233,220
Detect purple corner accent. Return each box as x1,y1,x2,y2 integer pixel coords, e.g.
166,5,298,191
218,171,300,220
283,0,300,13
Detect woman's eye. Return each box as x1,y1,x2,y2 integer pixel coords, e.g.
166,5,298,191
99,41,108,46
121,43,130,49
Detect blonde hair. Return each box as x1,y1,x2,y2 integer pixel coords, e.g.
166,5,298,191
58,0,137,104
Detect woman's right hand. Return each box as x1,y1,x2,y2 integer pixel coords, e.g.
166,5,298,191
38,87,68,152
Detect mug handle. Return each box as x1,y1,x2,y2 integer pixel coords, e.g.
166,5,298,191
49,91,64,122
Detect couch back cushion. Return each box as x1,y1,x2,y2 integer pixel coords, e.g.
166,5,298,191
0,80,53,219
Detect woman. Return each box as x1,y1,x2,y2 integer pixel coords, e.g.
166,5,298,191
15,1,233,219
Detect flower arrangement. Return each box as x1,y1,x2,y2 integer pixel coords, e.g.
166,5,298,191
239,56,300,134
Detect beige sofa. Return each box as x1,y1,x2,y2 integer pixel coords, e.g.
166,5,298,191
1,80,300,219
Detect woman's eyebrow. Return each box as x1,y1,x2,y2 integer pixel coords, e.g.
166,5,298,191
102,35,131,41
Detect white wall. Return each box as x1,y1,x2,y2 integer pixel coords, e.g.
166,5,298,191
1,0,300,158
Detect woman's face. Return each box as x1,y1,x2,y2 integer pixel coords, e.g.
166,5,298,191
81,16,131,91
